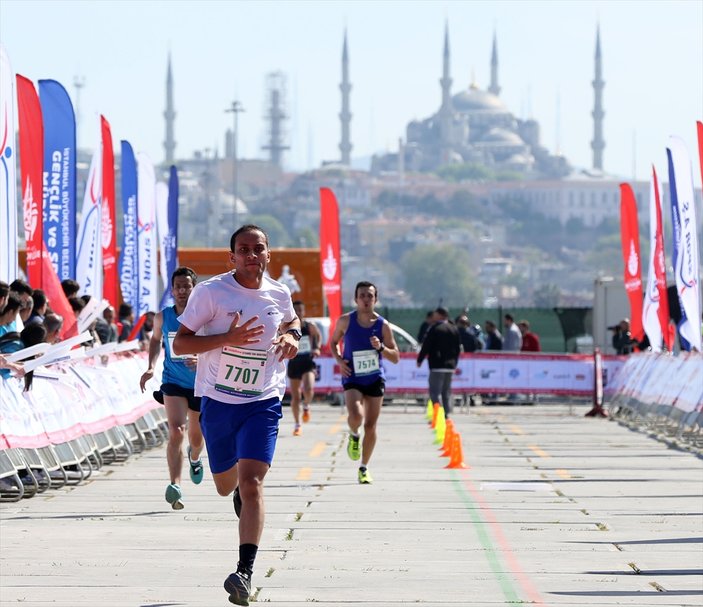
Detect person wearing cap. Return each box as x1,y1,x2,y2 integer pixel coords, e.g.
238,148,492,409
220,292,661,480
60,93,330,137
416,307,461,419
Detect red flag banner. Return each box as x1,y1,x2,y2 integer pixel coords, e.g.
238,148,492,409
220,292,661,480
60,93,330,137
697,121,703,195
101,115,118,308
16,75,44,287
619,183,644,342
40,250,77,339
319,187,342,342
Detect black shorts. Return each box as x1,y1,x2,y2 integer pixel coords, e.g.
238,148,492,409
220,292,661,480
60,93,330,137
161,382,201,412
287,356,316,380
343,378,386,398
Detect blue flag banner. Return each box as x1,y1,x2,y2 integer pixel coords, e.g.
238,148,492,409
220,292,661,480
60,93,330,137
39,79,76,280
159,165,179,308
119,140,139,313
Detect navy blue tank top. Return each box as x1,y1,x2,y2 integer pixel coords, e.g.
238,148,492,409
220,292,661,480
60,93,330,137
342,311,385,385
162,306,196,388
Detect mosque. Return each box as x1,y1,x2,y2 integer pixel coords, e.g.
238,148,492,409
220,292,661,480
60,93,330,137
362,26,605,179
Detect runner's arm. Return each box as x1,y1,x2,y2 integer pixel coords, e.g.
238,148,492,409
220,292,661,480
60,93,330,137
379,321,400,364
172,312,265,355
139,312,164,392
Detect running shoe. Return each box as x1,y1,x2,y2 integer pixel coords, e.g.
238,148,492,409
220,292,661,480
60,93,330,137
233,486,242,519
302,407,311,423
224,570,252,606
293,425,302,436
358,468,373,484
359,468,373,485
187,446,204,484
165,483,184,510
347,434,361,461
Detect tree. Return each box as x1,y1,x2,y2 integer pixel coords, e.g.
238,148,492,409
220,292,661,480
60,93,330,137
248,214,289,248
533,283,561,307
400,244,482,308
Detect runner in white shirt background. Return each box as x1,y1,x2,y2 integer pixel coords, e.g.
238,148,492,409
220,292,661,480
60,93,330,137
173,224,301,607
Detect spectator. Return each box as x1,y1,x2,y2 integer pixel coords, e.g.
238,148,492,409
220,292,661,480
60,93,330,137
518,320,541,352
25,289,48,326
417,310,434,344
43,313,64,344
102,305,119,343
118,303,134,342
484,320,503,350
10,279,33,325
61,279,80,299
456,315,480,353
0,280,10,313
0,294,22,338
502,313,523,352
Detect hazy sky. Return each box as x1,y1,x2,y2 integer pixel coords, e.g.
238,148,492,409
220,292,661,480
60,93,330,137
1,0,701,183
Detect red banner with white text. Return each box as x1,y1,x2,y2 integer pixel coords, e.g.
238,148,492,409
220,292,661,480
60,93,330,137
319,187,342,341
101,115,118,308
16,75,44,287
619,183,644,341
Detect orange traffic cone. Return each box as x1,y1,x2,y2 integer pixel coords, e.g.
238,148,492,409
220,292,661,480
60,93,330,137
430,403,440,428
439,419,455,456
445,432,468,469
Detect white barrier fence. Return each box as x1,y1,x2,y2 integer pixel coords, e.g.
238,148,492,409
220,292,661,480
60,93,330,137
1,353,160,450
606,352,703,413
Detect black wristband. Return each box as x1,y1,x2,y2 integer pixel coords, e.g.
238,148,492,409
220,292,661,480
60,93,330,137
377,344,384,353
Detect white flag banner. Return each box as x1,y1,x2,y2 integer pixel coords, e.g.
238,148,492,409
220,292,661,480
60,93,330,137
667,136,701,352
642,168,663,351
136,152,157,316
75,144,103,299
0,45,18,283
155,181,171,307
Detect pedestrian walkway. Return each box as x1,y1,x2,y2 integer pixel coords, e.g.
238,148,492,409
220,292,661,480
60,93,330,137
1,402,702,606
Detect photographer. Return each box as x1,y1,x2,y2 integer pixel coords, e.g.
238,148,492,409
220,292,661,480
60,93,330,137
610,318,637,355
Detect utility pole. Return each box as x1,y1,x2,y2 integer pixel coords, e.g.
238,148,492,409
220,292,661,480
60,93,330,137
225,100,245,227
73,75,85,149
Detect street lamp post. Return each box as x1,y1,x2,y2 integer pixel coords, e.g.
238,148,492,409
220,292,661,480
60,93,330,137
225,100,245,227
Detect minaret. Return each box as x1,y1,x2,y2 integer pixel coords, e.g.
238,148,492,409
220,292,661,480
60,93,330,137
488,31,501,96
591,25,605,171
439,22,453,162
163,53,176,165
339,29,352,165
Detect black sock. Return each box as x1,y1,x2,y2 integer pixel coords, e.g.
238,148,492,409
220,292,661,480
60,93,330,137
237,544,258,576
359,466,367,472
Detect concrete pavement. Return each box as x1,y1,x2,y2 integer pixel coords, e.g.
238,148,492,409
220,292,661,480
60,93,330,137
1,401,702,606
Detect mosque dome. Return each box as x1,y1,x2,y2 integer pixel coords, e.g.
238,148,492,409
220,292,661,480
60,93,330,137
480,127,524,146
452,84,506,113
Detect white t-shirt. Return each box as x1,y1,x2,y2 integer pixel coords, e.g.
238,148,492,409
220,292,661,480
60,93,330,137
177,271,295,404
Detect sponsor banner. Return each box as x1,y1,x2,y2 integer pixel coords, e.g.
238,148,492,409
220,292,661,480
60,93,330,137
136,152,157,315
39,79,76,280
666,137,701,352
158,166,179,309
0,46,19,283
75,145,103,299
100,116,118,308
16,74,44,286
155,181,170,307
619,183,644,341
319,187,342,342
119,140,139,312
306,353,625,396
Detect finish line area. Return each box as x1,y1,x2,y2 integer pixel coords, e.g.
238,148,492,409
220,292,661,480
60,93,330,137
1,401,702,607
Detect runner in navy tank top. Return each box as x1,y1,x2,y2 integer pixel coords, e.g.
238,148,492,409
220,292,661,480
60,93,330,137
330,281,400,485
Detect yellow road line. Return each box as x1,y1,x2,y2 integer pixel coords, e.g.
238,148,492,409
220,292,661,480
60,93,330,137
556,469,571,479
296,467,312,481
308,442,326,458
528,444,550,458
509,425,525,435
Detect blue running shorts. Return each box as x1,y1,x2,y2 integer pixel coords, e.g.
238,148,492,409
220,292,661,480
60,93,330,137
199,395,282,474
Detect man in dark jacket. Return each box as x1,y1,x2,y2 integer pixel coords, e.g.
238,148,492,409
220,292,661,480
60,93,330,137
416,307,461,418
